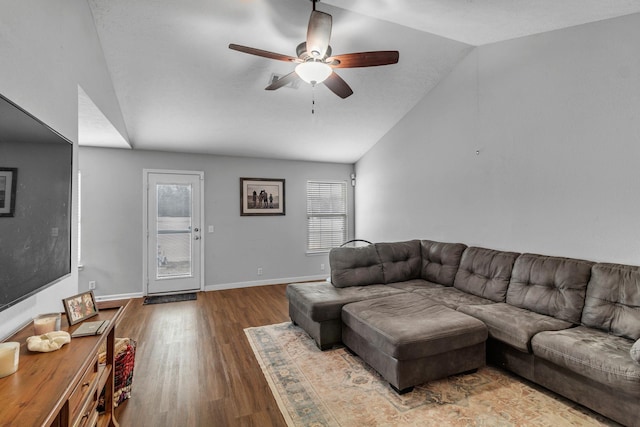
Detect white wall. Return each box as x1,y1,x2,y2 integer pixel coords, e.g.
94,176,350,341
78,147,354,298
0,1,126,339
356,13,640,265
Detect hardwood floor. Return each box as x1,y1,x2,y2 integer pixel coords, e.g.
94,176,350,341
114,285,290,427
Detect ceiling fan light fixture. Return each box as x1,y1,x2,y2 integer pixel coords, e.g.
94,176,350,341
295,61,332,85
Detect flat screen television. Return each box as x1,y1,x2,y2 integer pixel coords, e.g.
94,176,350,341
0,94,73,312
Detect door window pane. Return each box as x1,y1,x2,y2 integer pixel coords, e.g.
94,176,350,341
156,184,192,278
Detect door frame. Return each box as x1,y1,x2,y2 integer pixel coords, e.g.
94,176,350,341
142,169,205,296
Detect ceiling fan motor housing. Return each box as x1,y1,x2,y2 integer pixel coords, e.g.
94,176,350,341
296,42,332,62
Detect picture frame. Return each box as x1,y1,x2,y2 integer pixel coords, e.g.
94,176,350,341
0,168,17,217
62,291,99,325
240,178,285,216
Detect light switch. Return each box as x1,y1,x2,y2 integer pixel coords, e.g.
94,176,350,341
208,225,214,233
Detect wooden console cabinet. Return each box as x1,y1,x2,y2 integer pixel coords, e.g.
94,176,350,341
0,300,130,427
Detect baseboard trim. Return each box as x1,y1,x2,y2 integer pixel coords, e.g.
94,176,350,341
205,275,328,292
94,292,144,302
94,275,328,301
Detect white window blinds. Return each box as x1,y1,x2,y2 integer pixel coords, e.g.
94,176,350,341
307,181,348,252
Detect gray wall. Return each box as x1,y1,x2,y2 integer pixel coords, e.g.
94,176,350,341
355,14,640,264
79,147,354,298
0,1,126,339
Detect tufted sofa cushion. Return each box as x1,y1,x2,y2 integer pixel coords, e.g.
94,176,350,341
329,244,383,288
453,247,520,302
376,240,422,284
506,254,593,324
581,263,640,340
420,240,467,286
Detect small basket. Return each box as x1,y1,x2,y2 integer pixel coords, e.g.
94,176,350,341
113,339,136,406
98,338,137,409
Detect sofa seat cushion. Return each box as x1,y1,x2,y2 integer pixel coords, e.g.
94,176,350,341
506,253,593,324
329,244,384,288
286,282,405,322
387,279,444,293
458,303,573,353
532,326,640,395
414,287,495,310
376,240,422,283
342,293,487,360
420,240,467,286
453,247,520,302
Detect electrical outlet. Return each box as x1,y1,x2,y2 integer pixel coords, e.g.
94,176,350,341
257,267,263,276
89,281,96,290
320,264,325,271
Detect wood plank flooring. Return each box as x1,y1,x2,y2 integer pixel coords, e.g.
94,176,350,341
114,285,290,427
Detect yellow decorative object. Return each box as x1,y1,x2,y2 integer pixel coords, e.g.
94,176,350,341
26,331,71,353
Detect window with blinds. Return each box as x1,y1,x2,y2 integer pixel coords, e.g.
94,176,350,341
307,180,348,252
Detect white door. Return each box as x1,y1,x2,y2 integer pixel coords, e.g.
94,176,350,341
145,170,203,295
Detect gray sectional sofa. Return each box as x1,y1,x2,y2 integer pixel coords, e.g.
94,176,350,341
286,239,640,426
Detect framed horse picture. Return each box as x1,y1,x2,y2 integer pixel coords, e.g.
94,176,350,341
240,178,285,216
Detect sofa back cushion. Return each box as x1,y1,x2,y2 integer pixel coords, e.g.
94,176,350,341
420,240,467,286
375,240,422,284
329,245,383,288
453,247,519,302
506,254,593,324
581,263,640,340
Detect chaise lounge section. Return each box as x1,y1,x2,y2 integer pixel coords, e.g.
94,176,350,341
286,239,640,426
287,240,467,350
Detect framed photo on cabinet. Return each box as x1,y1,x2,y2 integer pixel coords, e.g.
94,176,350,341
63,291,99,325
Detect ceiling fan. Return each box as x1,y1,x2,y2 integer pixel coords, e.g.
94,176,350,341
229,0,399,99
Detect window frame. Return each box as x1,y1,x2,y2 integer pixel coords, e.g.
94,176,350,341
306,180,348,254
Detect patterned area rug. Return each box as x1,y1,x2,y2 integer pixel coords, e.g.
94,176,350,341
245,322,618,427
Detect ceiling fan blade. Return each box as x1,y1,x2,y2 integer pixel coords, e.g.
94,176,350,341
328,51,399,68
265,71,301,91
323,72,353,99
306,11,332,59
229,44,299,63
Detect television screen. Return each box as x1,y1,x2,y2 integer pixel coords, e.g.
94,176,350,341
0,95,72,312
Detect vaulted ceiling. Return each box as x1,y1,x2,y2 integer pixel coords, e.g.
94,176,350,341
85,0,640,163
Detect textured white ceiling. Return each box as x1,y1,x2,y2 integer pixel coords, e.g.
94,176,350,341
322,0,640,46
85,0,640,163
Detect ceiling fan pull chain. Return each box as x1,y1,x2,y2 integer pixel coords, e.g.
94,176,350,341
312,86,316,115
